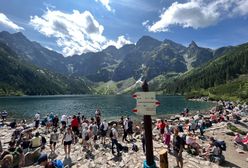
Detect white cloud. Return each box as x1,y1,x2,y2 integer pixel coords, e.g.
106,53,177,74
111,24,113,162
148,0,248,32
95,0,112,11
0,13,24,31
142,20,149,26
103,35,132,49
30,9,131,56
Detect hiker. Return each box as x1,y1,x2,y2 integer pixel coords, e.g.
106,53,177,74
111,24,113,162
7,140,25,167
34,112,40,128
30,132,42,149
122,117,129,142
50,129,59,153
100,120,108,144
61,114,67,132
62,127,74,158
71,115,79,136
159,119,166,140
127,117,133,139
173,128,184,168
95,109,101,127
1,110,8,121
163,124,171,151
52,115,59,129
110,124,120,156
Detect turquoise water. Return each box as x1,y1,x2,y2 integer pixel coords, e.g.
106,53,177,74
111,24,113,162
0,95,213,120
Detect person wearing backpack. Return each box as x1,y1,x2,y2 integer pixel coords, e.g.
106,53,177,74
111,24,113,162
173,128,184,168
100,120,108,144
111,124,120,156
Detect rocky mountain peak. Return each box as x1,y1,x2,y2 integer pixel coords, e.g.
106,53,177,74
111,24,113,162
188,40,198,48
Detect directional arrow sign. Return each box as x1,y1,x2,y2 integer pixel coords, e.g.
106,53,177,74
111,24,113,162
132,92,160,115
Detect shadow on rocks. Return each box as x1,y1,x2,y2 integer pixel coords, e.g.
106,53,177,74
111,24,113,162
63,157,72,167
85,150,95,160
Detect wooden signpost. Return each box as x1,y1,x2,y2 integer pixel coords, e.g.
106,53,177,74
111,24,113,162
132,81,160,168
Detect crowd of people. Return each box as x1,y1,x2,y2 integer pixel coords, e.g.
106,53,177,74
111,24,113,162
0,109,137,167
0,100,248,168
154,101,248,167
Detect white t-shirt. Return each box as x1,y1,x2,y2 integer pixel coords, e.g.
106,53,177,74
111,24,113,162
111,128,118,139
61,115,67,122
82,122,88,130
35,113,40,121
123,119,129,130
102,122,108,131
64,132,73,142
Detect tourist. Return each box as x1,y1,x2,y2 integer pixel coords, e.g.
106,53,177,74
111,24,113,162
8,140,25,167
34,112,40,128
92,122,98,144
71,115,79,136
50,129,59,153
95,109,101,127
1,110,8,121
110,124,120,156
62,127,74,158
173,128,184,168
159,119,166,140
30,132,42,149
1,154,13,168
163,124,171,151
87,126,94,150
127,117,133,141
61,114,67,132
52,115,59,129
99,119,108,144
122,117,129,142
233,133,243,145
190,117,197,134
82,126,88,149
186,132,201,154
37,153,54,168
37,153,64,168
77,112,81,124
67,116,72,127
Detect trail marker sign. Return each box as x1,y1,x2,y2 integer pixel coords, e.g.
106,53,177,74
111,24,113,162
132,92,160,115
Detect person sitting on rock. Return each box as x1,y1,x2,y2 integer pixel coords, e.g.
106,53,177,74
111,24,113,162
7,140,25,167
234,133,243,145
186,132,201,154
30,132,42,149
1,154,13,168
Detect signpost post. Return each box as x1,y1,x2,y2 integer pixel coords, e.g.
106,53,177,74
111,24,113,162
132,80,160,168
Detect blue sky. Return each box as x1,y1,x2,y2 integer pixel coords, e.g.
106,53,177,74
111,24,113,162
0,0,248,56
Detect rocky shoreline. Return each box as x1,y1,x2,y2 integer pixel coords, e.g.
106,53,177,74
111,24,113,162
1,101,248,168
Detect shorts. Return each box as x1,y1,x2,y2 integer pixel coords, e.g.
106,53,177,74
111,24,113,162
101,130,107,137
50,141,57,146
174,150,183,161
64,140,72,146
61,121,66,126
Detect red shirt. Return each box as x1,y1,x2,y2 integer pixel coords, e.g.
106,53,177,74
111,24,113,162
159,122,166,129
71,118,79,127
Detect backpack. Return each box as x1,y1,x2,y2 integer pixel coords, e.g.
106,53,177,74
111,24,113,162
109,130,113,138
52,159,64,168
100,124,104,131
215,140,226,151
128,120,132,129
132,143,139,152
84,132,89,141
